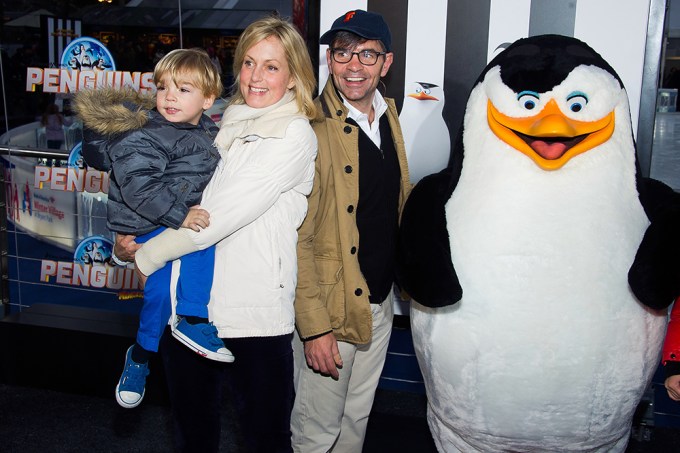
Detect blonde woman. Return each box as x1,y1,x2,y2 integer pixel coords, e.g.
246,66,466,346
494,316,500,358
130,16,317,453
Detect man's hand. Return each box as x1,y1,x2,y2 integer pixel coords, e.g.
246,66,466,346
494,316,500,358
666,375,680,401
182,206,210,232
114,233,140,262
303,332,343,380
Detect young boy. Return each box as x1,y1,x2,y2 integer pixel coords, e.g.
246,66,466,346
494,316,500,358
74,48,233,409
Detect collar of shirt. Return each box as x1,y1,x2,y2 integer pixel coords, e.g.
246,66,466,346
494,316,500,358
342,90,388,148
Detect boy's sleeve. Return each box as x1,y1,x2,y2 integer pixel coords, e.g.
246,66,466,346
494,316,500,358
81,127,112,171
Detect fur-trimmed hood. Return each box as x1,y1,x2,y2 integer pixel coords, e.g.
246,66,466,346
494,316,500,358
73,87,156,136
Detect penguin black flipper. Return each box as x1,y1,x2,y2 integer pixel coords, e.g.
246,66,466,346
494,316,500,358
628,176,680,309
396,168,461,307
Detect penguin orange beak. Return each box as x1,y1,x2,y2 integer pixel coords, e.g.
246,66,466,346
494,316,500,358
408,91,439,101
487,99,615,170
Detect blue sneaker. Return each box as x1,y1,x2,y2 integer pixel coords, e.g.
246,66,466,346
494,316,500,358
172,318,235,363
115,345,150,409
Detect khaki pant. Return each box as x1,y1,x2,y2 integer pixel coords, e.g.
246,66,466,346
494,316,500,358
291,293,394,453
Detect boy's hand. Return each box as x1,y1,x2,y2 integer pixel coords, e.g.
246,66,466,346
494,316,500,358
182,205,210,232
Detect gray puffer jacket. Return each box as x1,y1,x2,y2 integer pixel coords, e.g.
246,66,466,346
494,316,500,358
73,87,220,235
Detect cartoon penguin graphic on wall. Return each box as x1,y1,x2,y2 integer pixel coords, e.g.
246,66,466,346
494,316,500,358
398,0,450,184
397,35,680,452
401,81,450,183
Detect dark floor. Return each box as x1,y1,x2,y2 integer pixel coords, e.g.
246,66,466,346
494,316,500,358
0,382,435,453
1,381,680,453
1,305,680,452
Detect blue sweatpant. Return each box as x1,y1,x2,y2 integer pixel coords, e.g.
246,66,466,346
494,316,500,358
135,227,215,353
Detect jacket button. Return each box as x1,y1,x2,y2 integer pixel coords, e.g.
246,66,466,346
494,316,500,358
344,165,353,173
347,205,354,213
350,246,357,254
673,353,677,359
355,288,363,296
343,126,352,134
336,109,343,116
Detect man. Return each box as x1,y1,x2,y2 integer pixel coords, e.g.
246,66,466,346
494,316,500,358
292,9,412,452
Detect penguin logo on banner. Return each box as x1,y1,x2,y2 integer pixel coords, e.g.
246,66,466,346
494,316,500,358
73,236,114,266
67,143,85,169
61,37,115,72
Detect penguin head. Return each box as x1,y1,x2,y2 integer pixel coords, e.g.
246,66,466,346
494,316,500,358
408,81,440,101
479,35,626,171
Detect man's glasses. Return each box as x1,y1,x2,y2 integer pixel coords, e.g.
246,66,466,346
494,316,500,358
330,48,386,66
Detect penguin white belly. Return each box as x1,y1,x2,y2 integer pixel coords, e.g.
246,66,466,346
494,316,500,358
412,136,666,452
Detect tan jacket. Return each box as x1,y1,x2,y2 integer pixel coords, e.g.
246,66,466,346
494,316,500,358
294,78,411,345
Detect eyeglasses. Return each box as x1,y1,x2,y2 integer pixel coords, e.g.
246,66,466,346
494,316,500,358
330,48,387,66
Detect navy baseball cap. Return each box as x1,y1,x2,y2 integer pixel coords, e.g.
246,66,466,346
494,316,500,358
320,10,392,52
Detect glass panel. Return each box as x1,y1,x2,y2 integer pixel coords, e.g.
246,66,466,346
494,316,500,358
0,1,295,318
654,0,680,191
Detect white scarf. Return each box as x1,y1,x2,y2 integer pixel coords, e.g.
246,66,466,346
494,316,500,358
214,90,297,152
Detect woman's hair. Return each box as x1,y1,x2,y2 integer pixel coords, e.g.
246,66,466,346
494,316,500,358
153,48,223,99
230,16,317,119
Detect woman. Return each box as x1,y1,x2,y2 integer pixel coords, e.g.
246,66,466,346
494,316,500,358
133,16,318,453
41,103,72,149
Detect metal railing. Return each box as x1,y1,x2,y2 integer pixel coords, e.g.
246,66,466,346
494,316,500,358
0,145,71,160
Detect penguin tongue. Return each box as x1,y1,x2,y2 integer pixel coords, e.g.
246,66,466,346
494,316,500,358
530,140,568,160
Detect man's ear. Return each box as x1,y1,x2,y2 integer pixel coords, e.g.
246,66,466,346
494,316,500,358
381,52,394,78
326,48,333,73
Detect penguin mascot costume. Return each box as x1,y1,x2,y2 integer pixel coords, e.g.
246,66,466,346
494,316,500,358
397,34,680,452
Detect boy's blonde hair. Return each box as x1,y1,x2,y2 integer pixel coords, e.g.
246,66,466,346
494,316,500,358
230,16,317,120
153,48,223,99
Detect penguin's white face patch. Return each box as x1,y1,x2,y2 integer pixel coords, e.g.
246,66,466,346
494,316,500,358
484,65,622,170
484,65,622,121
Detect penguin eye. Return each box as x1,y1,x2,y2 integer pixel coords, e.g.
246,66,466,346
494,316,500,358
517,91,540,110
415,88,422,93
424,88,431,95
567,92,588,113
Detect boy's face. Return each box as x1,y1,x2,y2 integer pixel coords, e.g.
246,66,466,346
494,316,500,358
156,72,215,125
